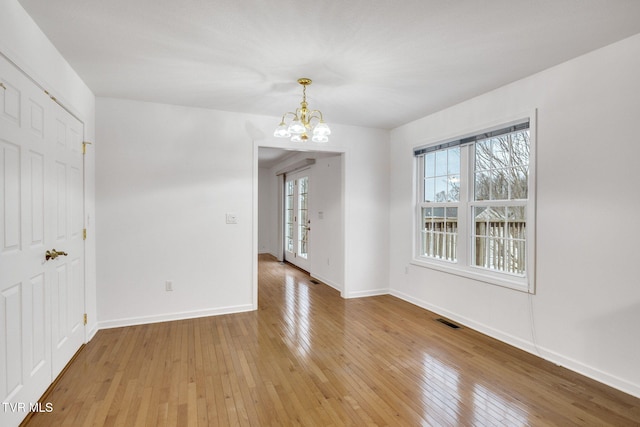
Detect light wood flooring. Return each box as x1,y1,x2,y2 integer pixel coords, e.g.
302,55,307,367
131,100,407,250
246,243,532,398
24,254,640,426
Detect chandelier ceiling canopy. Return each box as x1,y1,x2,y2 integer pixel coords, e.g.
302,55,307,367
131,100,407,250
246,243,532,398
274,78,331,143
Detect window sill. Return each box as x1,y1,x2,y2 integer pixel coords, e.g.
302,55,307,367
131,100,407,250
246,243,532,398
410,257,533,293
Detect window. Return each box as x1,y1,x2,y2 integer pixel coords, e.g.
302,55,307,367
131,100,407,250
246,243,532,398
414,117,535,292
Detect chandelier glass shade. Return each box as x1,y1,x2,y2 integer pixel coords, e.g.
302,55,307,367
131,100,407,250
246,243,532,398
274,78,331,143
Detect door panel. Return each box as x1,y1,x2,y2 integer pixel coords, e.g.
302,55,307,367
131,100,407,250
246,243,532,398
1,55,54,427
0,55,84,427
2,141,21,252
284,171,311,272
50,102,85,379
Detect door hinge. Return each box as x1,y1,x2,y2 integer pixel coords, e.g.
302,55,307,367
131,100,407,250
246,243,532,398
82,141,92,155
83,228,87,240
44,89,57,102
83,313,88,325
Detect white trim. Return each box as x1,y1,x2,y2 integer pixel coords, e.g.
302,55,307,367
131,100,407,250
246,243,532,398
310,273,343,294
409,258,530,292
97,304,254,330
389,289,640,399
344,288,389,299
86,324,99,342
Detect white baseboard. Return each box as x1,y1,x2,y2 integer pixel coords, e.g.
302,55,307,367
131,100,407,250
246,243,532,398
389,289,640,399
345,288,389,299
310,273,343,293
85,323,99,342
97,304,255,330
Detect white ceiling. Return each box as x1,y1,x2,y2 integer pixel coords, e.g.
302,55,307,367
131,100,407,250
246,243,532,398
18,0,640,131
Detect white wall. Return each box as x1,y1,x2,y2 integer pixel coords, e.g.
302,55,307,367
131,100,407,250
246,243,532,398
389,33,640,397
307,155,344,290
0,0,97,339
258,167,276,255
97,98,389,326
96,98,260,326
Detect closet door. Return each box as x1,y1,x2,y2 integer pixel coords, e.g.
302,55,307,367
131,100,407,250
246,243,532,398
50,99,85,380
0,55,85,427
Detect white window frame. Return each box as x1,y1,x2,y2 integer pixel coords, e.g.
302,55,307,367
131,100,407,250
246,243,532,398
412,111,537,293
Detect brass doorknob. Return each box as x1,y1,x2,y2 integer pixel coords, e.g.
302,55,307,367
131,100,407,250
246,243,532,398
45,249,68,261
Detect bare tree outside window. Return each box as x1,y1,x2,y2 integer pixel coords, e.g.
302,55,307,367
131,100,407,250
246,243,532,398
473,130,529,275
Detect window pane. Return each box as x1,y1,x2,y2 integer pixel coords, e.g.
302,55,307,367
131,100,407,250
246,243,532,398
492,169,509,200
491,136,510,168
448,147,460,175
435,150,448,176
421,207,457,261
423,147,460,203
423,206,434,218
448,175,460,202
474,130,530,202
510,166,528,200
512,131,530,167
475,171,491,201
435,177,448,202
424,178,436,202
508,206,526,222
425,152,436,177
475,236,487,268
473,205,526,275
475,139,492,171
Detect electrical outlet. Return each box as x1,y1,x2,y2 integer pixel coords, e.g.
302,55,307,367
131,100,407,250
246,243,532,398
165,280,173,291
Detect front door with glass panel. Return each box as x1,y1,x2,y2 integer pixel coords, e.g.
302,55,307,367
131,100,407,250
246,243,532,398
284,171,310,271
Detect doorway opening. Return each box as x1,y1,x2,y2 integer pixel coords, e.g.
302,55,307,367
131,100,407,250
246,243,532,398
254,145,346,308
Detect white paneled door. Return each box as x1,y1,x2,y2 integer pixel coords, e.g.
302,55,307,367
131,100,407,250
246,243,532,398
1,55,85,427
284,171,311,272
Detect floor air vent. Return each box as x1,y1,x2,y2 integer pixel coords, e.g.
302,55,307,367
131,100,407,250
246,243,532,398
310,279,320,285
436,318,461,329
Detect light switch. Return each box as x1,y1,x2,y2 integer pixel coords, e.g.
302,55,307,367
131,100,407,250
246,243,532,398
226,213,238,224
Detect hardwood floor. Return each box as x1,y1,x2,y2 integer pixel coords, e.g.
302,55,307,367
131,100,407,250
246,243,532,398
25,254,640,426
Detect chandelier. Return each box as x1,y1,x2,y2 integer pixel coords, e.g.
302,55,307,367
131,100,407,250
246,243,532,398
273,78,331,143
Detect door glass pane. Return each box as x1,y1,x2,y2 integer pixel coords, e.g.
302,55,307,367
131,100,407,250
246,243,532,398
298,177,309,259
285,180,294,253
